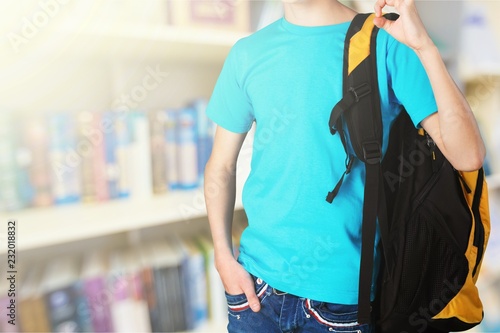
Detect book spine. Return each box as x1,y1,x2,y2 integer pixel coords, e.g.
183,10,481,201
44,285,81,332
128,111,153,200
177,107,199,189
153,267,171,332
77,111,98,203
84,277,114,332
34,295,52,331
102,112,120,199
0,113,23,211
168,263,187,332
141,266,161,332
47,113,81,205
73,280,93,332
165,109,179,190
109,270,132,332
91,112,110,202
130,269,151,332
19,296,51,332
114,113,131,198
22,117,53,207
196,236,227,323
188,250,208,327
149,110,168,195
193,98,214,181
180,248,208,330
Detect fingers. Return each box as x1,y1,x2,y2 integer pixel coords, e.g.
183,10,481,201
241,276,261,312
218,259,261,312
373,16,396,31
374,0,386,17
373,16,387,28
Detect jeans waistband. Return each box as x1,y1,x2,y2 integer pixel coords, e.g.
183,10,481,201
253,274,288,296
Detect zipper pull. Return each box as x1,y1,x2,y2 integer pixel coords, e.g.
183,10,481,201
426,133,438,172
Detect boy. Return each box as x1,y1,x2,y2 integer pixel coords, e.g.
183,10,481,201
204,0,485,332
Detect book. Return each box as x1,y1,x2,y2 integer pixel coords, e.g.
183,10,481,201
15,118,35,210
137,243,162,332
0,112,22,211
108,248,136,332
192,98,214,182
128,111,153,200
108,248,151,332
165,108,179,190
74,278,94,332
77,111,99,203
76,111,109,201
101,111,120,199
172,235,209,330
47,113,81,205
162,239,189,332
149,110,168,195
81,250,114,332
20,116,53,207
177,106,199,189
114,112,132,198
40,256,87,332
90,111,110,202
195,235,227,323
127,249,152,332
18,265,51,332
141,239,187,332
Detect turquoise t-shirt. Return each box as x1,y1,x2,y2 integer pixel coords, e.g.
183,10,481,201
206,16,437,305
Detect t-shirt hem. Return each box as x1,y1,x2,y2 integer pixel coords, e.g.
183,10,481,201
408,102,438,129
206,112,253,134
239,255,375,305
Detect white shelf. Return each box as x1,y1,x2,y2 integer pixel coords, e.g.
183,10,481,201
0,187,243,255
1,24,249,64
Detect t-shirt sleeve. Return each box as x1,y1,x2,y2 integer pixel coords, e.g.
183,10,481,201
206,42,254,133
386,38,438,127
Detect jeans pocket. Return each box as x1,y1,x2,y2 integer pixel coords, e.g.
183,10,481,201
225,276,269,313
225,292,251,312
305,299,370,332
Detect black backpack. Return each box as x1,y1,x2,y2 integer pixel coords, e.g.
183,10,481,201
327,13,491,332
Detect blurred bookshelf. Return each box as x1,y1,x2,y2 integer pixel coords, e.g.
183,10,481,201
0,0,261,332
0,0,499,332
0,186,245,255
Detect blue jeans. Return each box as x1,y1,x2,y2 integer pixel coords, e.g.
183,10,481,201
225,275,373,333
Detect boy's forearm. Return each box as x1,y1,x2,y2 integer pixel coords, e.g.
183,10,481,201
204,160,238,265
416,42,486,170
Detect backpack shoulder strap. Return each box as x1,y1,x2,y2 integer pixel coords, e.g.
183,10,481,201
326,12,398,324
326,13,383,203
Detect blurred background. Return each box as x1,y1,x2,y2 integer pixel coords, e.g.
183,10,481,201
0,0,498,332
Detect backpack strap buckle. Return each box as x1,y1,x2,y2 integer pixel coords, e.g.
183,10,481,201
363,141,381,164
349,83,371,102
329,82,372,135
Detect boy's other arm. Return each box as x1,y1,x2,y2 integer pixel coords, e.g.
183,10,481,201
374,0,486,171
204,126,261,312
